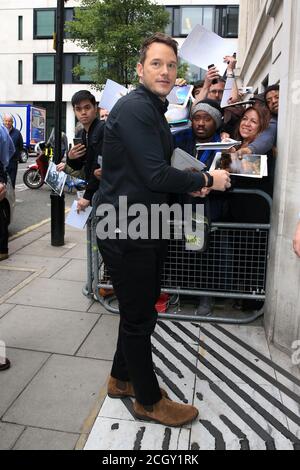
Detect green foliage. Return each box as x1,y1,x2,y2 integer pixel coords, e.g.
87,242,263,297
177,61,189,81
66,0,170,88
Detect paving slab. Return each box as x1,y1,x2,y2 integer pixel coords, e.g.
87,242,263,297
0,305,99,355
85,417,190,451
85,321,300,450
9,231,45,255
40,231,86,244
0,348,50,417
88,302,115,315
53,259,88,282
6,278,92,312
0,269,34,297
13,427,79,450
0,422,25,450
269,344,300,439
15,240,76,258
30,222,51,234
0,303,15,320
76,315,119,361
62,243,87,260
0,254,70,279
3,354,111,433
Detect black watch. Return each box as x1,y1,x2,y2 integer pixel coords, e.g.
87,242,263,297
204,172,214,188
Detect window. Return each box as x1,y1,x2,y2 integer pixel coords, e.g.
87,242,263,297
18,16,23,40
73,54,97,83
34,9,56,39
64,8,74,39
165,5,239,38
33,54,55,83
181,7,214,35
18,60,23,84
215,6,239,38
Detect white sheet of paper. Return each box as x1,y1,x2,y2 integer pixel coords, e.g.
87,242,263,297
171,147,206,173
196,139,242,151
66,201,92,230
179,25,235,73
99,79,128,112
221,77,235,108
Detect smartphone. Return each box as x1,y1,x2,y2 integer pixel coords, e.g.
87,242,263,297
73,138,82,146
98,155,103,167
208,64,218,85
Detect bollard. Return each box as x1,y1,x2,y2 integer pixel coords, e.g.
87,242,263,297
51,191,65,246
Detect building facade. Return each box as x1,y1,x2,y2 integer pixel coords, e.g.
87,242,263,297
0,0,239,141
237,0,300,358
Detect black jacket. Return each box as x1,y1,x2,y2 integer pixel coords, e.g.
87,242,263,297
9,127,23,162
97,85,205,210
0,160,7,185
67,118,105,202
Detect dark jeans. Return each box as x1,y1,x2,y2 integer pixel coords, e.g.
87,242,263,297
7,158,18,189
0,201,8,254
98,237,168,406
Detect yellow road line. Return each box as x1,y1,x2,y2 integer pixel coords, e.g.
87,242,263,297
9,218,51,242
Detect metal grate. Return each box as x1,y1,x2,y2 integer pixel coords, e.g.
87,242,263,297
99,227,268,297
162,227,268,295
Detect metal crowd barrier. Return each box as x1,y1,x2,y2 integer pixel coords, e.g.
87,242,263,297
83,189,272,324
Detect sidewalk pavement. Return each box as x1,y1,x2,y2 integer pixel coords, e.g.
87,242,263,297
0,222,118,450
0,222,300,450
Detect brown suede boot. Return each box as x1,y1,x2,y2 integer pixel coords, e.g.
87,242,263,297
133,397,198,427
107,376,169,400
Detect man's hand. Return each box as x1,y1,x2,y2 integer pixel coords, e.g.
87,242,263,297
189,188,211,198
293,221,300,258
221,132,231,141
56,162,66,172
0,183,7,202
77,198,90,213
224,55,237,72
94,168,102,180
205,66,220,85
210,170,231,191
175,78,187,87
68,144,86,160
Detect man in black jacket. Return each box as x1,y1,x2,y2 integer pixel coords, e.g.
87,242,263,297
67,90,104,212
0,162,11,371
96,33,231,427
3,114,23,188
0,160,8,262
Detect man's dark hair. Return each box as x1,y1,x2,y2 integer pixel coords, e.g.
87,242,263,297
212,77,226,85
264,84,280,102
192,80,205,98
71,90,97,108
139,32,178,65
